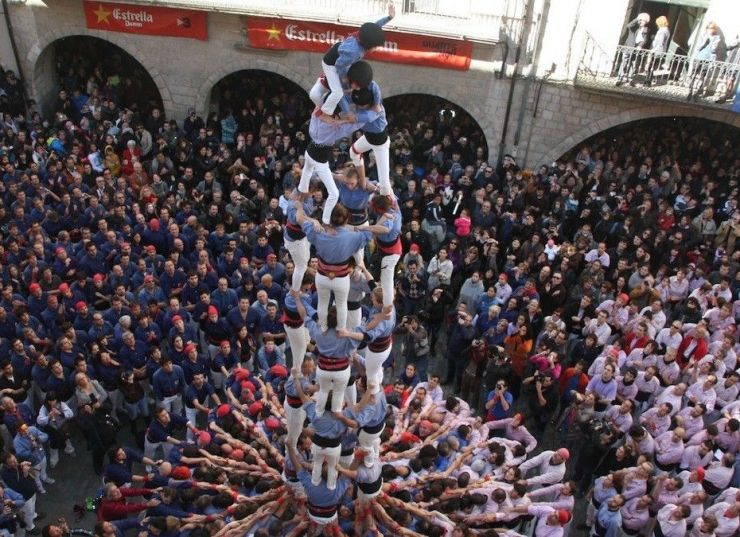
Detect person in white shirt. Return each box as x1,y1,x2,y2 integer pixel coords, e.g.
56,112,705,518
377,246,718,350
654,503,690,537
686,375,718,411
703,501,740,537
518,448,569,488
585,243,610,268
640,299,667,333
654,427,686,471
656,321,684,352
714,372,739,412
640,402,674,437
583,310,612,347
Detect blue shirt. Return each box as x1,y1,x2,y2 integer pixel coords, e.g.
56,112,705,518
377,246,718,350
103,447,144,486
146,413,188,443
333,16,392,77
152,365,187,399
304,401,348,439
350,389,387,428
308,113,365,146
298,469,350,507
306,317,360,357
302,223,372,263
184,382,215,409
375,207,402,243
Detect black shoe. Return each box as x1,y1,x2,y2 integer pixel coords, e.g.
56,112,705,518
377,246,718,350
576,523,589,530
629,79,636,86
615,79,624,86
27,528,41,535
715,97,727,104
35,512,46,520
644,80,652,87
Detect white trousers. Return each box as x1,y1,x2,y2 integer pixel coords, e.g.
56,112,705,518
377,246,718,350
353,220,369,267
351,136,392,195
285,324,310,369
315,366,351,415
344,380,357,407
285,237,310,292
32,457,48,490
380,253,401,307
17,493,37,533
309,62,343,115
284,400,306,449
365,347,391,393
347,307,363,333
359,428,383,458
316,272,350,330
298,149,338,225
311,442,341,490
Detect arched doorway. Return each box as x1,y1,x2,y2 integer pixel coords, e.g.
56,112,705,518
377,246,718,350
33,36,164,118
208,70,312,131
557,116,740,164
382,93,489,169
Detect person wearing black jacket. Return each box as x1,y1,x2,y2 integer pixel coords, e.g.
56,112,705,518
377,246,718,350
1,452,40,535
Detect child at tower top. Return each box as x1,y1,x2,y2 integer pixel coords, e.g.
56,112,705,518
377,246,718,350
309,3,395,116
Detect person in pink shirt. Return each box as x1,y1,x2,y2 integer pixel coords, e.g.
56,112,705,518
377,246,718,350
453,208,472,240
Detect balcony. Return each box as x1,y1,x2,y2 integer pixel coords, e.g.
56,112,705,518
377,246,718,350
135,0,518,43
575,32,739,109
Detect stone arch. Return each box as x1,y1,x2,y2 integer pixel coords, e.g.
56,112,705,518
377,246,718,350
382,81,496,150
197,58,315,116
537,105,740,166
27,27,174,117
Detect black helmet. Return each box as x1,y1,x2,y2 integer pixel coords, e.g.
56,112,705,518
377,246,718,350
347,60,374,88
359,22,385,49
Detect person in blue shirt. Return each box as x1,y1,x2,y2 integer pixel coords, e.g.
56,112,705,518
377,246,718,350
291,290,360,417
308,4,394,115
143,406,196,465
370,194,403,307
183,372,219,442
335,158,378,267
151,356,186,416
295,202,387,333
485,378,514,422
284,190,315,293
259,302,286,347
103,445,159,487
337,286,395,394
282,275,315,371
284,357,317,449
210,278,238,315
256,338,285,376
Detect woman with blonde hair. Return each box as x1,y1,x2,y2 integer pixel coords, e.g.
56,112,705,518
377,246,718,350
645,15,671,86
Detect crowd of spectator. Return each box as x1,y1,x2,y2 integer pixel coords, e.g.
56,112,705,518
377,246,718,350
0,46,738,537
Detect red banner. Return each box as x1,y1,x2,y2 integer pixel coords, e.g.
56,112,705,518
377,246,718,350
83,1,208,40
247,17,472,71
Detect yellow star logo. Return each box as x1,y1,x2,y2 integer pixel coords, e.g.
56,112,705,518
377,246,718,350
266,23,281,41
93,4,111,24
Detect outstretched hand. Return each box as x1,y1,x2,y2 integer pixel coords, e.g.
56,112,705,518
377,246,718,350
388,3,396,18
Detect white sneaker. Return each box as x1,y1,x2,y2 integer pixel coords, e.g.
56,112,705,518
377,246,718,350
49,449,59,468
38,487,47,494
64,441,75,455
42,477,55,484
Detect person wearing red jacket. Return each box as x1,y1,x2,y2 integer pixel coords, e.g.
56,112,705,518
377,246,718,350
97,483,159,521
676,327,709,369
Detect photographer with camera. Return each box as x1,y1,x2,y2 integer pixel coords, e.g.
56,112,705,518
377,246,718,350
443,307,475,392
396,315,430,381
521,369,559,439
484,377,514,422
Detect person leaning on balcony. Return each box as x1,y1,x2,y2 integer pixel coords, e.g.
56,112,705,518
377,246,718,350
691,21,728,99
644,16,671,87
617,13,650,86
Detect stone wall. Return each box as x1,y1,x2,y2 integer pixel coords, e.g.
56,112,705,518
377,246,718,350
5,0,739,170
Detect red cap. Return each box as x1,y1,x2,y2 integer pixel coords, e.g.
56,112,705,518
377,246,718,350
618,293,630,304
265,417,280,430
409,243,420,253
556,448,570,461
248,401,263,416
146,245,156,254
499,273,508,282
216,404,231,418
171,466,191,480
184,343,196,354
75,301,87,311
207,306,218,316
149,219,160,231
241,380,256,394
557,510,571,525
172,315,182,323
695,467,705,481
144,274,154,282
399,431,420,444
267,253,277,260
230,449,244,461
197,431,211,446
55,247,66,255
420,419,434,430
58,283,70,293
234,369,250,382
269,364,288,378
219,340,230,349
93,273,105,282
29,283,41,293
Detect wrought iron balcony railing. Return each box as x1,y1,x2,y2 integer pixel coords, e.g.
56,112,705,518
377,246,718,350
576,32,739,108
